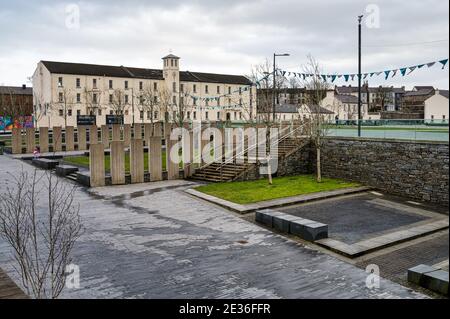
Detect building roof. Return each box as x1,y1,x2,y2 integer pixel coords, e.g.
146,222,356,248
0,86,33,95
336,94,358,104
162,54,180,59
336,85,405,94
404,88,435,97
413,86,434,91
307,105,334,114
41,61,252,85
439,90,449,99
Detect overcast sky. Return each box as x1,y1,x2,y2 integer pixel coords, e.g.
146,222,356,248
0,0,448,89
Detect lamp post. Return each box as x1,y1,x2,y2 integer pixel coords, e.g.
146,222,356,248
273,53,290,122
357,15,363,137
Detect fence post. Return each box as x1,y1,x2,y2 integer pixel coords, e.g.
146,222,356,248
123,124,131,147
39,127,49,153
89,143,105,187
53,126,62,152
11,128,22,154
110,141,125,185
112,124,121,141
166,137,180,180
149,136,163,182
89,125,98,145
130,138,144,183
101,125,109,149
65,126,75,151
144,123,152,146
78,126,87,151
26,127,35,154
134,124,142,140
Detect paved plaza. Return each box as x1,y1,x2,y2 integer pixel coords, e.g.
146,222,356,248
0,155,427,298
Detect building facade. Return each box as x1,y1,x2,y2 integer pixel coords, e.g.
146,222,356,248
424,90,449,122
32,54,256,128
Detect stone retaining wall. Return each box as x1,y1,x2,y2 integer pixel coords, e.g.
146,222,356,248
320,137,449,206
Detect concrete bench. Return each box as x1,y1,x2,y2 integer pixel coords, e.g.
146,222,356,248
255,209,328,242
31,158,59,169
56,165,79,177
408,264,449,296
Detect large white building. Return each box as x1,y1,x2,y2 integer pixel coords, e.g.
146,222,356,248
424,90,449,122
32,54,256,128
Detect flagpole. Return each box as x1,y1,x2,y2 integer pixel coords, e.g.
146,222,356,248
358,15,363,137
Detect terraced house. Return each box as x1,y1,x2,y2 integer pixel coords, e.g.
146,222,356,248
31,54,256,128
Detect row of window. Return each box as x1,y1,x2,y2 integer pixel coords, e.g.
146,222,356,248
57,77,246,95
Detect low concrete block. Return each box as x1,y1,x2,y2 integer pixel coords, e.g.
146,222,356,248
32,158,59,169
76,171,91,187
56,165,79,177
255,209,277,227
425,270,449,296
407,264,436,285
290,219,328,241
272,213,297,233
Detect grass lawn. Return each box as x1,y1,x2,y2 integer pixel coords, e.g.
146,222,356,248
324,125,448,132
195,175,360,204
64,152,174,172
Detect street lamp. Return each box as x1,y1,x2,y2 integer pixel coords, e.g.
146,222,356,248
357,15,363,137
273,53,290,121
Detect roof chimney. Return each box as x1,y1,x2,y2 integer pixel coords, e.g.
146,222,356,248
22,84,26,90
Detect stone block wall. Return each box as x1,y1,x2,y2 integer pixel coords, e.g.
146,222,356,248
320,137,449,206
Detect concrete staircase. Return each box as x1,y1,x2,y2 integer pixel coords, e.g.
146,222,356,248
190,137,309,183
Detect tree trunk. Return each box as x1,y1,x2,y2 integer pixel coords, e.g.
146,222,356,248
316,146,322,183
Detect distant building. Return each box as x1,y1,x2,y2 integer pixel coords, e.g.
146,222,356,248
401,86,436,118
32,54,255,128
424,90,449,122
0,85,34,117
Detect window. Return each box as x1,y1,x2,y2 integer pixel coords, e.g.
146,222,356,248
154,96,158,103
217,112,220,120
59,109,63,116
180,84,184,92
139,81,143,90
76,78,80,88
68,109,72,116
76,93,81,103
239,87,242,95
77,110,81,116
125,110,129,116
193,97,197,106
234,112,237,120
173,96,177,105
187,111,190,119
205,100,209,107
154,111,158,119
125,81,128,89
98,109,102,116
140,111,144,120
59,92,63,102
443,115,446,120
217,86,220,94
154,82,157,91
109,94,113,103
193,111,197,120
125,95,129,104
172,82,177,92
93,79,97,89
139,95,144,105
171,59,174,67
193,84,197,93
205,85,209,94
228,87,231,94
217,97,220,106
58,77,63,87
205,112,209,120
239,98,242,106
110,110,113,115
109,80,113,89
228,98,231,106
93,93,98,104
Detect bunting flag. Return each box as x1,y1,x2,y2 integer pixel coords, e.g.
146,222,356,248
400,68,407,76
440,59,448,69
384,70,391,79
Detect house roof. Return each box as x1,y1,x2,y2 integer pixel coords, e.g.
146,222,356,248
336,94,359,104
336,85,405,94
162,54,180,59
439,90,449,99
308,105,334,114
41,61,252,85
0,86,33,95
404,88,435,97
413,86,434,91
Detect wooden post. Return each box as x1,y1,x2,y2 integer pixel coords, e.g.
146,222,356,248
166,137,180,180
65,126,75,151
26,127,35,154
89,125,98,145
39,127,49,153
101,125,109,149
110,141,125,185
77,126,87,151
53,126,62,152
130,139,144,184
89,143,105,187
123,124,131,147
11,128,22,154
134,124,142,140
112,124,121,141
149,136,163,182
144,123,152,146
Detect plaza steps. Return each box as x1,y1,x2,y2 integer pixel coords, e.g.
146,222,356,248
189,137,309,183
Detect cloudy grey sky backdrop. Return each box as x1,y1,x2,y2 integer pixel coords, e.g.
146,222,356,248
0,0,448,89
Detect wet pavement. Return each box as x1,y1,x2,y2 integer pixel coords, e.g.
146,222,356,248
0,155,426,299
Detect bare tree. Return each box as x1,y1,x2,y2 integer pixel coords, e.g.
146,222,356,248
174,87,192,128
137,84,158,125
300,55,331,183
83,88,103,118
158,85,173,123
373,86,390,112
0,169,83,299
109,89,130,124
57,88,75,127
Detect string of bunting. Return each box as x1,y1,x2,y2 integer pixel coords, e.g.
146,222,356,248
277,58,448,83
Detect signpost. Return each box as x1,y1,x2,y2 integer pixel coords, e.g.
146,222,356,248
77,115,96,126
